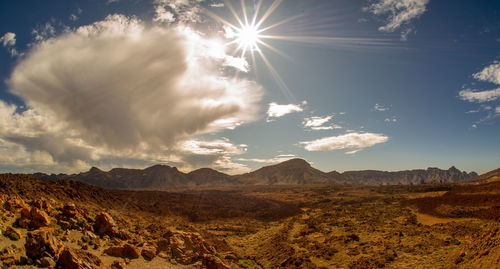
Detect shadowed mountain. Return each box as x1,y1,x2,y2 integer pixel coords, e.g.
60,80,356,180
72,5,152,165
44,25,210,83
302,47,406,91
30,159,479,189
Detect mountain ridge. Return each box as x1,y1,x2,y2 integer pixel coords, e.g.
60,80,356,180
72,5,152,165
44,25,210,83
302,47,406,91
29,158,481,189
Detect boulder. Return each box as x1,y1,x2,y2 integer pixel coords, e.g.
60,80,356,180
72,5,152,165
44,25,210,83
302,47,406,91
39,256,56,268
141,244,157,260
25,230,64,259
111,260,125,269
158,230,216,265
3,196,27,212
94,212,120,237
62,203,78,218
4,226,21,241
202,254,231,269
104,244,140,259
30,207,50,229
57,248,106,269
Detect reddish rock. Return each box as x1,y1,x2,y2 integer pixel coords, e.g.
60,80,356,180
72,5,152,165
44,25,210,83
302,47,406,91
104,244,140,259
4,226,21,241
158,230,216,265
3,196,27,212
32,199,52,212
202,254,230,269
57,248,106,269
62,203,78,218
30,207,50,229
111,260,125,269
25,230,64,259
141,244,157,260
94,212,119,237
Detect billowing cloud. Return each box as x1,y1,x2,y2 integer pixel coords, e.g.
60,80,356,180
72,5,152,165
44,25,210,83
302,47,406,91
266,101,306,122
300,132,389,153
365,0,429,40
1,14,261,173
0,32,18,56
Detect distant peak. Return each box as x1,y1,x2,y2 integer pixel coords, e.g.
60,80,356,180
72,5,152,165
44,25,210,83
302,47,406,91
89,166,102,173
277,158,311,167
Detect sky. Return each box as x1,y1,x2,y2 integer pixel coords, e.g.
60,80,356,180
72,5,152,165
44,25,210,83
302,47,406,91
0,0,499,175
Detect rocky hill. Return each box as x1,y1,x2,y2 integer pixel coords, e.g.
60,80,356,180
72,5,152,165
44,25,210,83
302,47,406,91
236,159,337,185
340,166,478,185
31,159,479,189
463,168,500,183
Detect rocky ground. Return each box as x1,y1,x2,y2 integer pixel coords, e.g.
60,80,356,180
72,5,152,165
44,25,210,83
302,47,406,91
1,174,500,268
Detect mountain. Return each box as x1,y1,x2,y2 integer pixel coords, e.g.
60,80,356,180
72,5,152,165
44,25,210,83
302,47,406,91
463,168,500,183
236,158,339,185
30,159,479,189
340,166,478,185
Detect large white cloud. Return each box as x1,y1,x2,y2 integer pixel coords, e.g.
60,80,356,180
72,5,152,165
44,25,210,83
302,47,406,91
300,132,389,153
1,14,262,173
365,0,430,40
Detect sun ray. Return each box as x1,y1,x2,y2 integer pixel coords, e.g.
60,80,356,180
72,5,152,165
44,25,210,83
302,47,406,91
241,0,249,26
224,0,244,27
257,49,295,102
251,0,263,26
255,0,282,28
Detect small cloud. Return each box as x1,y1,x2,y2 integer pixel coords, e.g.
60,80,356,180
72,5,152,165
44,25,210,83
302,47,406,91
472,124,477,128
496,106,500,114
473,61,500,85
153,5,176,23
69,14,79,21
106,0,119,4
374,103,389,111
300,132,389,153
266,101,306,122
459,88,500,103
32,23,56,42
0,32,18,56
384,117,397,123
210,3,224,8
302,115,342,130
466,109,480,114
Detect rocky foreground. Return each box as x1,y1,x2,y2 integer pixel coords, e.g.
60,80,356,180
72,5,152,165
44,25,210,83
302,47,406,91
2,171,500,268
0,174,242,268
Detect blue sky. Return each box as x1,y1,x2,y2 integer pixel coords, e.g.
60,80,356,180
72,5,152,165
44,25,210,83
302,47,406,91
0,0,498,174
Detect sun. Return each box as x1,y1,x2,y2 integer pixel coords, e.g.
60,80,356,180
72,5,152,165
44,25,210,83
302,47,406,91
235,23,262,52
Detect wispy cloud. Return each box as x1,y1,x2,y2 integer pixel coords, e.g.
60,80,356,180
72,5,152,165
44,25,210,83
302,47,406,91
374,103,389,111
236,154,299,164
365,0,430,40
300,132,389,154
459,61,500,126
266,101,306,122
